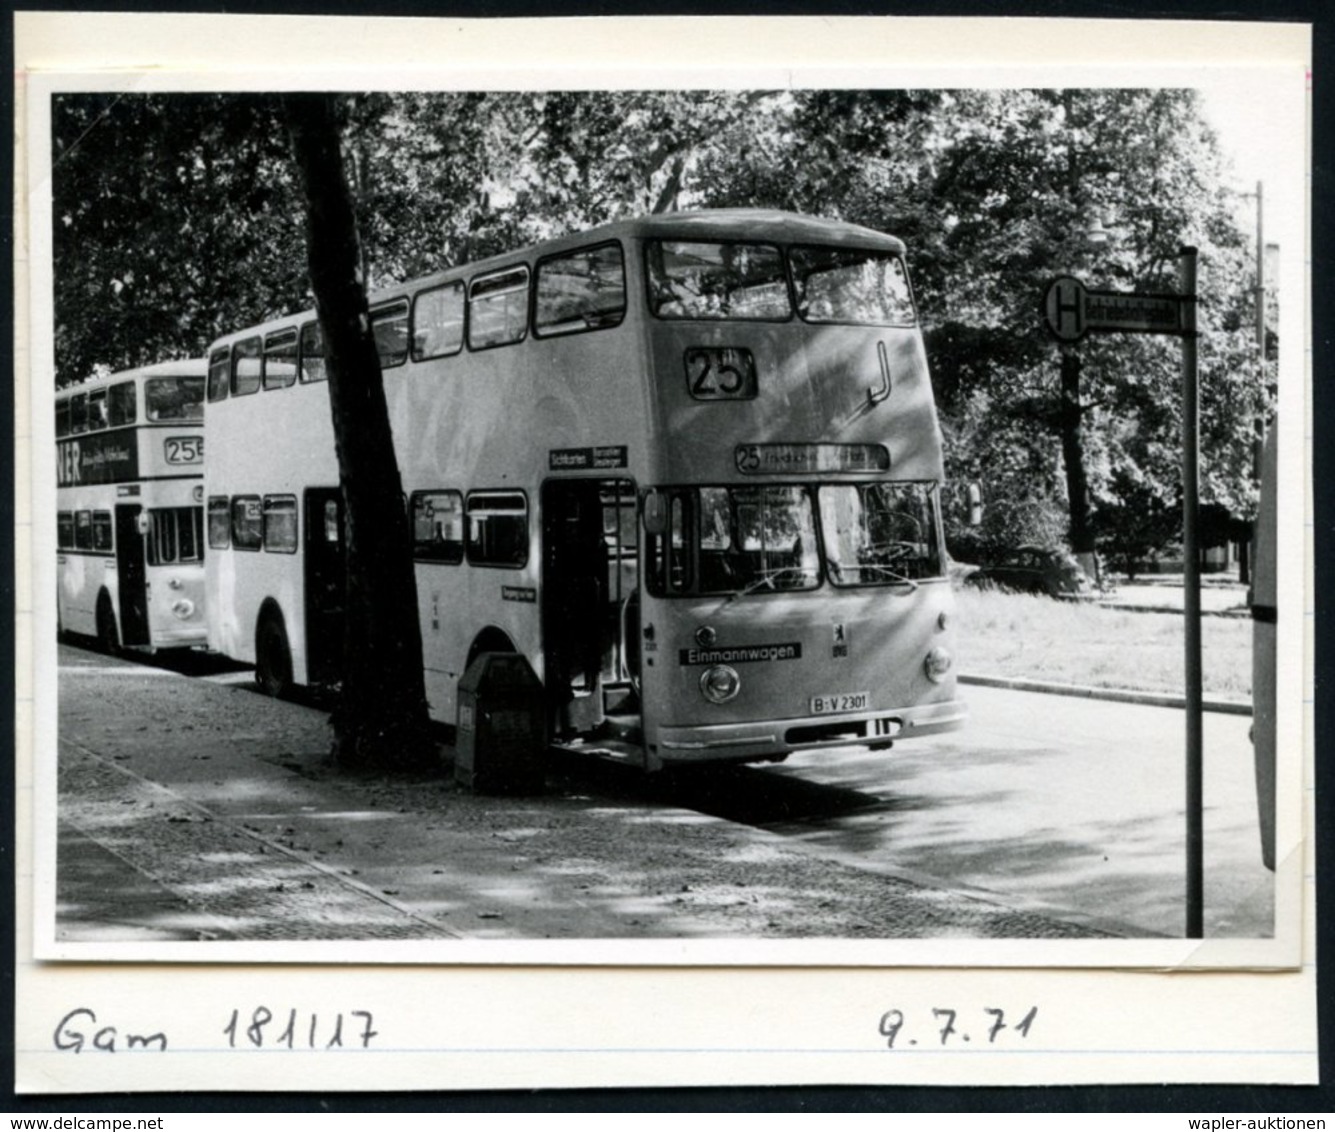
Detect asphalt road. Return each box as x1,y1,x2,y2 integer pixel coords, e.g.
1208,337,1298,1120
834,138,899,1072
740,686,1270,937
50,640,1272,941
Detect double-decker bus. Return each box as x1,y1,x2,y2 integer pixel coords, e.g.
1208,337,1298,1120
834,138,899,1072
56,359,208,652
203,210,965,769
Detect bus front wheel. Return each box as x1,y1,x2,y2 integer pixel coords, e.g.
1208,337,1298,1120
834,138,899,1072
255,614,293,699
96,592,120,655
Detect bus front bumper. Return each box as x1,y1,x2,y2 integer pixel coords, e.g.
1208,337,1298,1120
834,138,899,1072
653,697,967,766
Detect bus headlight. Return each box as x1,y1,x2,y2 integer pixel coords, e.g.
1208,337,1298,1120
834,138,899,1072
700,664,741,704
924,646,952,683
171,598,196,620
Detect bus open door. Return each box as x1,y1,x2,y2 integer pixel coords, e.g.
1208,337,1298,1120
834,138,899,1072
114,503,150,647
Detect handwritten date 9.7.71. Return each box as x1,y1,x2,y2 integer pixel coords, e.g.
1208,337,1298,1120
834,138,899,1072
878,1006,1037,1050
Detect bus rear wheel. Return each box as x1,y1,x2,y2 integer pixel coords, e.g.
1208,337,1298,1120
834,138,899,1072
255,614,293,699
95,592,120,655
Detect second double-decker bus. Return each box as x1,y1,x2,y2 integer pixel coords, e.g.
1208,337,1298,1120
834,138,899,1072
203,210,965,769
56,359,208,652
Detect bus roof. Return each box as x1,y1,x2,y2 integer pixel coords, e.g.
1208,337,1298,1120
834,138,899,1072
57,358,209,395
209,210,910,348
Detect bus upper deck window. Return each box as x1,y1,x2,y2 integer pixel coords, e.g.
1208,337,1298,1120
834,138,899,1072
535,243,626,337
468,266,530,350
207,349,231,402
412,282,465,361
790,246,916,326
87,388,108,431
264,329,299,390
299,321,327,383
231,337,262,397
69,393,89,434
55,400,70,438
371,300,409,369
146,375,205,421
108,381,137,426
647,241,790,321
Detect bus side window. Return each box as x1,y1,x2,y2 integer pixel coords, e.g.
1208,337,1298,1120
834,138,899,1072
231,495,263,550
70,393,89,435
411,490,464,564
299,321,327,383
207,496,230,549
57,511,74,549
371,300,409,369
91,511,114,553
264,329,299,391
468,266,529,351
232,337,262,397
208,348,231,403
108,381,137,426
263,495,298,553
73,510,93,550
466,490,528,567
55,400,70,438
534,243,627,337
411,282,465,361
87,388,108,431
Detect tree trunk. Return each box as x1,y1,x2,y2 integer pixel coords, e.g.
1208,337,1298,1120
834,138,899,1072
283,93,433,771
1058,348,1098,581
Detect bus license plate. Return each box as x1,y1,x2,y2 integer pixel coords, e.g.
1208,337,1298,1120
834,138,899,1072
810,691,869,715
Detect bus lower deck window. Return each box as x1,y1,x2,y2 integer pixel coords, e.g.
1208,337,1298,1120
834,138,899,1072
91,511,114,553
231,496,263,550
412,490,465,563
207,496,230,549
263,496,298,553
466,491,528,566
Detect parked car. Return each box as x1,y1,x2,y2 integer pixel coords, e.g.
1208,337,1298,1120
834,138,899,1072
963,545,1092,599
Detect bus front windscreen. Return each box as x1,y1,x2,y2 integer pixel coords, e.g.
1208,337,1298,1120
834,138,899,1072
790,246,916,326
650,482,944,596
145,375,205,422
818,482,942,585
647,241,791,321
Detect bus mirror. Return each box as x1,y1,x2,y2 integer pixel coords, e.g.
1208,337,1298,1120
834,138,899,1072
967,482,984,527
642,490,668,536
136,513,151,536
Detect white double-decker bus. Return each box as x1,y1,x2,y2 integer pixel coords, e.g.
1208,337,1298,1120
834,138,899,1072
204,210,965,769
56,359,208,652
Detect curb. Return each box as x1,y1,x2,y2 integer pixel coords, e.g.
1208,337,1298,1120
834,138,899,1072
958,673,1252,716
1096,601,1251,619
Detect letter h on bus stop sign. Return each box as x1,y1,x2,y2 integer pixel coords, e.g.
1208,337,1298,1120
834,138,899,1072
1043,276,1087,342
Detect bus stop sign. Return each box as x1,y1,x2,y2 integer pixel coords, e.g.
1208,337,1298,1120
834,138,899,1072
1044,276,1187,341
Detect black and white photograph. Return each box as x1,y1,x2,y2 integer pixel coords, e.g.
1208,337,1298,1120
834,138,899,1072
15,12,1314,1094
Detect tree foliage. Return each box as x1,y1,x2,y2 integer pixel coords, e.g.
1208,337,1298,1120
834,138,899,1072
52,86,1264,572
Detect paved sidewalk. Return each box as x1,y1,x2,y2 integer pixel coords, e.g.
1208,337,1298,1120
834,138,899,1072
55,645,1114,944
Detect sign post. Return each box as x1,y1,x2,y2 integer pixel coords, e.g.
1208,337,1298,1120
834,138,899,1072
1044,256,1204,939
1179,247,1203,939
